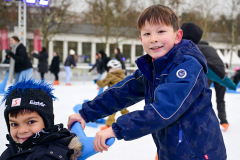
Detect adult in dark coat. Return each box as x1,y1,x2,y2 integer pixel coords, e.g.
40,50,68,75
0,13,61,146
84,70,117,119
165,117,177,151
98,50,110,73
114,47,126,70
6,36,33,84
32,47,48,79
50,51,60,85
89,50,110,80
181,22,230,131
89,54,106,75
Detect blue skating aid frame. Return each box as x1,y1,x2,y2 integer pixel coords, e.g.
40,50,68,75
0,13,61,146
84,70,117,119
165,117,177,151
73,100,106,127
226,82,240,94
97,87,104,95
0,71,9,95
71,122,115,160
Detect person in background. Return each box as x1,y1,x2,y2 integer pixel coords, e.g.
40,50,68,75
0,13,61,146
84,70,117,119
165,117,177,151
95,59,129,130
6,36,33,84
181,22,231,131
98,50,111,73
232,67,240,85
89,50,110,82
50,51,60,85
114,48,126,73
32,47,48,80
64,49,76,86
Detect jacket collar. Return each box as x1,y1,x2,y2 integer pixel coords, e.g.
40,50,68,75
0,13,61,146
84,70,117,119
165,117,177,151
7,124,72,153
135,40,208,83
136,40,188,83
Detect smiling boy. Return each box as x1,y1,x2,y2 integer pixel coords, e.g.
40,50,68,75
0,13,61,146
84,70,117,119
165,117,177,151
1,79,82,160
68,4,226,160
8,110,45,144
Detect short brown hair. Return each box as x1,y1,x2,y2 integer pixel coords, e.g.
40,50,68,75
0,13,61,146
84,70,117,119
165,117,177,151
137,4,179,32
11,36,20,42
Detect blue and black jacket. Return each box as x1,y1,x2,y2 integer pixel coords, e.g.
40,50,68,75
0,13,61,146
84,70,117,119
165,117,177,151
80,40,227,160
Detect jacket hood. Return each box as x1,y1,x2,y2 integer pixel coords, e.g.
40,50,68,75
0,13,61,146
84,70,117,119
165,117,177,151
181,22,203,44
180,40,208,74
198,40,209,45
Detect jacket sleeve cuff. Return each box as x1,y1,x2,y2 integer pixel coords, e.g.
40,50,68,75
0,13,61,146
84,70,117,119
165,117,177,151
79,109,90,123
112,123,123,140
8,51,15,58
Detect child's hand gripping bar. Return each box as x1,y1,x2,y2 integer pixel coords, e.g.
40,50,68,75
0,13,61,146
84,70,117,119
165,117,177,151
71,122,115,160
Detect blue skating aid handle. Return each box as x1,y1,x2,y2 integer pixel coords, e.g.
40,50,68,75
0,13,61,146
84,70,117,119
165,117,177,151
71,122,115,160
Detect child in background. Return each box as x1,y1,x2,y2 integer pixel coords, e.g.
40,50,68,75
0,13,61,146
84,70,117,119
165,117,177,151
0,79,81,160
64,49,76,86
95,59,129,130
68,4,226,160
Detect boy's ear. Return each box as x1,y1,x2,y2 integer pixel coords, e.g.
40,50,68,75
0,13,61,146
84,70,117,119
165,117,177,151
174,29,183,45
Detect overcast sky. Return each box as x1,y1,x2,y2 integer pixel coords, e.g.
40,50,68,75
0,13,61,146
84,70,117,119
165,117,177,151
68,0,239,19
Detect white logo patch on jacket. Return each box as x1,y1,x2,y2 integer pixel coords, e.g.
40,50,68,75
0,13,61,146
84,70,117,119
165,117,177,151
176,69,187,79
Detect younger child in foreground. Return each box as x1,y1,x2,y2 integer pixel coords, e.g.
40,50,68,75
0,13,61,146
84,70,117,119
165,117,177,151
0,79,82,160
68,4,227,160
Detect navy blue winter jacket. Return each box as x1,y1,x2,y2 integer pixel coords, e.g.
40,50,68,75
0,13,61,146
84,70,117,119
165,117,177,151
80,40,227,160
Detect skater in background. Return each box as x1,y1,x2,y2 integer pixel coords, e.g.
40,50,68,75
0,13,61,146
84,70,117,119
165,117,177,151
0,78,82,159
95,59,129,130
64,49,76,86
181,22,231,131
50,51,60,85
114,47,126,72
89,51,107,81
32,47,48,80
98,50,110,73
232,67,240,85
68,4,226,160
5,36,33,84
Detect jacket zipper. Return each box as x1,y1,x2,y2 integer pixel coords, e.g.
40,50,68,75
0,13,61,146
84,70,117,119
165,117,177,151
178,123,194,156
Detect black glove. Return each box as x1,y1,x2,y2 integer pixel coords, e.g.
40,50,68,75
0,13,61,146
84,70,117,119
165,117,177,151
5,49,14,57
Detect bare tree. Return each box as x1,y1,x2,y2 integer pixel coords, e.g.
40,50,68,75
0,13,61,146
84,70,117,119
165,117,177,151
82,0,139,50
227,0,240,67
27,0,81,48
0,1,18,29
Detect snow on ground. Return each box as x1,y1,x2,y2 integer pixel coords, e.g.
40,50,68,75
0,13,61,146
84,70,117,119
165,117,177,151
0,80,240,160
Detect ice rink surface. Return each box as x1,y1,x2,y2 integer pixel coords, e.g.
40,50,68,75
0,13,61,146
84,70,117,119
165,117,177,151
0,81,240,160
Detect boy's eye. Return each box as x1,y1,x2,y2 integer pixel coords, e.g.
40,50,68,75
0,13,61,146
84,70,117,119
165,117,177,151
28,120,36,124
10,123,18,127
158,30,165,33
143,33,150,36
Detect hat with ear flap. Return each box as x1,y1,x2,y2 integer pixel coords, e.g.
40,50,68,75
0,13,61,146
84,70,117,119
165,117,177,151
181,22,203,44
69,49,76,55
2,78,57,132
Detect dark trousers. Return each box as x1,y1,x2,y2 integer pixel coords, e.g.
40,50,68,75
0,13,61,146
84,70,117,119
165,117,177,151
208,80,228,124
53,72,59,81
40,72,45,79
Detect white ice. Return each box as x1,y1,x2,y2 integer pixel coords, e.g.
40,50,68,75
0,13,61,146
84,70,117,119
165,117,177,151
0,80,239,160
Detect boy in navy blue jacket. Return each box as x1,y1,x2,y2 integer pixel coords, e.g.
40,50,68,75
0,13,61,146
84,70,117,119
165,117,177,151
68,4,226,160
